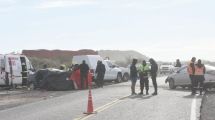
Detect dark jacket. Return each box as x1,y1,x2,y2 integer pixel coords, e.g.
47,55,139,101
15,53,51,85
79,63,89,75
150,63,158,76
96,63,106,75
130,64,138,78
175,62,182,67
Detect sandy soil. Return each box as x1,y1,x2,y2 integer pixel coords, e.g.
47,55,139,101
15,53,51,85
0,89,76,111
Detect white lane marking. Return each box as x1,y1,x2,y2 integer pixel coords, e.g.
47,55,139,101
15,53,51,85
190,95,197,120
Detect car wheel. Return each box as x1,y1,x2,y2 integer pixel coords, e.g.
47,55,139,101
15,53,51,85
169,79,176,89
115,73,122,83
123,73,129,82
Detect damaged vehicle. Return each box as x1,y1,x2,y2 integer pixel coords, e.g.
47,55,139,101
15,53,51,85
28,68,75,91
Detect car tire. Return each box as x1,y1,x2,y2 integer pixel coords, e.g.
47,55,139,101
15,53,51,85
115,73,122,83
123,73,129,82
169,79,176,89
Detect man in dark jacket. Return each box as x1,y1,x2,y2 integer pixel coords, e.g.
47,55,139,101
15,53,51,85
130,59,138,95
79,60,89,89
95,61,106,88
149,58,158,95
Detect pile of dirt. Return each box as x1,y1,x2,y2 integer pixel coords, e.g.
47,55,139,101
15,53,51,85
22,49,98,58
0,90,74,111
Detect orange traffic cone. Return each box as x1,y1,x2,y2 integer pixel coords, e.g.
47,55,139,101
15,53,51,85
84,88,96,114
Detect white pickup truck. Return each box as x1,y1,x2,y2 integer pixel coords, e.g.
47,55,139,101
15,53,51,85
159,63,175,74
72,55,123,83
104,60,130,81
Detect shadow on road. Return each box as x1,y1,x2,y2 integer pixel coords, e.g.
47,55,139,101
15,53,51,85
162,87,191,93
124,94,154,100
183,94,203,99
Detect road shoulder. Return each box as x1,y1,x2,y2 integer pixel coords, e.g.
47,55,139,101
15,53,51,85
200,91,215,120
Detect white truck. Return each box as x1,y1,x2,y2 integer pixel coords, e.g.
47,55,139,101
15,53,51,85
159,63,175,74
104,60,130,81
72,55,123,83
0,54,34,87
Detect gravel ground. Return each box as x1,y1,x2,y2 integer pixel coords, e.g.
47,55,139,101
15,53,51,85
0,89,77,111
200,90,215,120
0,81,117,111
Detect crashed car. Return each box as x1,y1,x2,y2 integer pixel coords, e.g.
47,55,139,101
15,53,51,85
28,68,75,91
165,65,215,89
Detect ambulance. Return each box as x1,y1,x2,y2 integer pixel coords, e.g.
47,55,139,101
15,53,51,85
0,54,34,87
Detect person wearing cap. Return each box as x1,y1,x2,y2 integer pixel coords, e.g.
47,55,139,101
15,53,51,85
130,58,138,95
138,60,150,95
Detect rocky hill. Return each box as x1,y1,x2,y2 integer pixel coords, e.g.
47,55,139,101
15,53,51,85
22,49,98,69
22,49,98,58
98,50,148,66
22,49,148,69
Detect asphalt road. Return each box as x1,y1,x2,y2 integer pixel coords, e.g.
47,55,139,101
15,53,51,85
0,76,202,120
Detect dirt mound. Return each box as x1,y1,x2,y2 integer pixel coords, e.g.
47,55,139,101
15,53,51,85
22,49,98,58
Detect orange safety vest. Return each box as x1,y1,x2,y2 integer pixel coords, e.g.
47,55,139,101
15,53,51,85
195,65,204,75
187,62,194,75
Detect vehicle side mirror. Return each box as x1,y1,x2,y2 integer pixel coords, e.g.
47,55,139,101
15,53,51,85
112,65,116,68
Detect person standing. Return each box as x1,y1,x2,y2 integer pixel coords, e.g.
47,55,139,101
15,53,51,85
187,57,196,95
138,60,150,95
175,59,182,67
194,59,206,95
130,59,138,95
95,61,106,88
149,58,158,95
79,60,89,89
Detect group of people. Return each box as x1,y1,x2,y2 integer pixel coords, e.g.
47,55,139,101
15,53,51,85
130,58,158,96
71,60,106,89
71,57,206,96
187,57,206,95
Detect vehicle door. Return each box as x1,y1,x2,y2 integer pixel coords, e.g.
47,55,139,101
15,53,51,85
5,55,23,85
0,56,5,85
173,67,190,85
103,61,112,80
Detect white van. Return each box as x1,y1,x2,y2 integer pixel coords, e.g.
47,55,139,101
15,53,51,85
0,54,34,87
72,55,123,82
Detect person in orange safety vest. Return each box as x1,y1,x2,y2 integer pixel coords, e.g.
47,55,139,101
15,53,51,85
70,64,92,90
187,57,196,95
194,59,206,95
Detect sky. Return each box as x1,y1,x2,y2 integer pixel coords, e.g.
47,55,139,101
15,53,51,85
0,0,215,62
